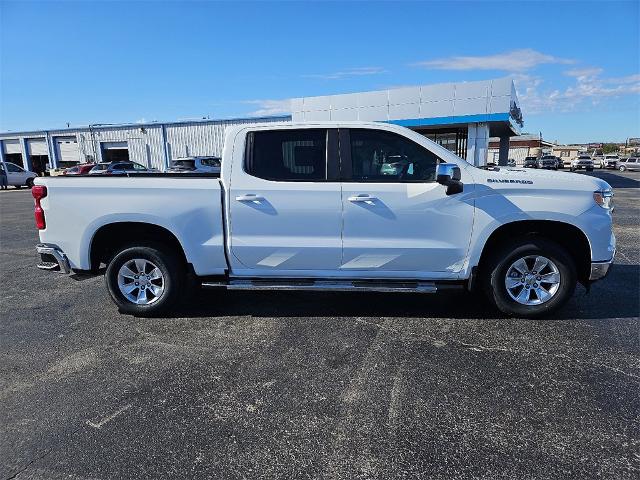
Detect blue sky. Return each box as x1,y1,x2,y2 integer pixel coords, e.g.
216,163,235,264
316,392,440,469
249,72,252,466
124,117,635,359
1,0,638,143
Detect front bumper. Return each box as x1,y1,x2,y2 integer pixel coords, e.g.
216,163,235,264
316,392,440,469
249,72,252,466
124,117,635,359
36,244,70,274
589,239,616,281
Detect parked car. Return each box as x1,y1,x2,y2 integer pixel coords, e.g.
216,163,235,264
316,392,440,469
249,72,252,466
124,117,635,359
1,161,37,188
507,159,517,167
603,155,620,169
63,163,96,175
571,155,594,172
33,121,615,319
523,156,538,168
46,167,67,176
555,156,565,169
618,157,640,172
167,156,221,174
592,156,606,169
537,155,559,170
89,162,154,175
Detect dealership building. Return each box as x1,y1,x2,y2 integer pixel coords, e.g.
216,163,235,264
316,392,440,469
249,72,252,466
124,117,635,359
0,77,523,173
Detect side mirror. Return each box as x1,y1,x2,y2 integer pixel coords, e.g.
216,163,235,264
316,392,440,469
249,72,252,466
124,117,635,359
436,163,463,195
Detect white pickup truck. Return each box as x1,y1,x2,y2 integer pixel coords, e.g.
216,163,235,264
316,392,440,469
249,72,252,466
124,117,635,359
33,122,616,318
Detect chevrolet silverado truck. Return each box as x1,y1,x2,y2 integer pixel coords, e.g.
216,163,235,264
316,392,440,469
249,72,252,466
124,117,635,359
33,122,616,318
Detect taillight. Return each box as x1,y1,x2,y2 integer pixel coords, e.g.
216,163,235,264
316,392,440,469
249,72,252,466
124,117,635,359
32,185,47,230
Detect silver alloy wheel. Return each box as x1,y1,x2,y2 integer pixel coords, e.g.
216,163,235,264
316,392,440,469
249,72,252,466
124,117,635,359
504,255,561,306
117,258,165,305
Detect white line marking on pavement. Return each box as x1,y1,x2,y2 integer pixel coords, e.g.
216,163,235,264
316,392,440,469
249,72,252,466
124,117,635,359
86,404,132,429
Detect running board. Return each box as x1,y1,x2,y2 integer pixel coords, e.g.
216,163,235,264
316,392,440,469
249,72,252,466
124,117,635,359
202,279,437,293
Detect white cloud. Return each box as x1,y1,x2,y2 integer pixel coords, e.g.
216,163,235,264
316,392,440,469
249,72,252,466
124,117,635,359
413,49,575,72
603,73,640,84
564,67,603,79
243,99,291,117
303,66,386,80
515,69,640,115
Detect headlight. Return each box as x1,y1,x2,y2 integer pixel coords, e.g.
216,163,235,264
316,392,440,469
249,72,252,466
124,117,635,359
593,189,614,209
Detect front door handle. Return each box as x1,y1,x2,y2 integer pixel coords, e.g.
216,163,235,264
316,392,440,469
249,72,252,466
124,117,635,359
236,194,264,202
348,194,377,204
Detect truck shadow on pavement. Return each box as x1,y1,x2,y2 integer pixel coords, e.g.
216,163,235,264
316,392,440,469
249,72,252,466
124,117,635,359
586,171,640,189
169,263,639,321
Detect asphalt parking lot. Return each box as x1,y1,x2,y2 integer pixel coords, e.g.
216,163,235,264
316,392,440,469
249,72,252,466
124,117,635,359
1,169,638,479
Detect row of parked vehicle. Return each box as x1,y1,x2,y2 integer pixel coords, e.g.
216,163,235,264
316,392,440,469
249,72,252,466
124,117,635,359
0,155,222,189
62,156,222,176
519,154,640,172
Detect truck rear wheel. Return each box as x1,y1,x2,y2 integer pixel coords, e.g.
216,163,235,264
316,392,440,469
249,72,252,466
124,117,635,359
483,237,576,318
105,243,185,316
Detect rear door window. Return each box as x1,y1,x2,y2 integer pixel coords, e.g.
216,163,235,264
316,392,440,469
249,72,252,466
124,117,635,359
246,129,328,181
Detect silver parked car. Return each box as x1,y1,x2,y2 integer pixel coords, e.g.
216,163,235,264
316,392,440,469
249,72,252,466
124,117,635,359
618,157,640,172
0,162,38,188
537,155,559,170
89,162,155,175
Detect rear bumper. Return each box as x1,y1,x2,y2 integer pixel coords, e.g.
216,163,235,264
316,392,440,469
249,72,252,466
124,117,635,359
36,244,70,274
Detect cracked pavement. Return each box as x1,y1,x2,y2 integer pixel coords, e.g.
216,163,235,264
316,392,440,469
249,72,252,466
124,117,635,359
1,170,639,479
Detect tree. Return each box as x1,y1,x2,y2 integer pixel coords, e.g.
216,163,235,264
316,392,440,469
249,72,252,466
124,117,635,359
602,143,619,154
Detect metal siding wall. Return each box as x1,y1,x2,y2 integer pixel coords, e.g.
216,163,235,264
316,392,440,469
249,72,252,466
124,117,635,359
1,116,288,171
165,117,285,162
488,146,529,165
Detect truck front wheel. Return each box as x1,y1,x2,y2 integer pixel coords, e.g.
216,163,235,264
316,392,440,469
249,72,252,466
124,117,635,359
483,238,576,318
105,244,185,316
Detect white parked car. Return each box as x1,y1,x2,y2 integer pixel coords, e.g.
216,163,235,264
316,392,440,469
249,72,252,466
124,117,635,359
592,156,606,169
570,155,594,172
33,121,615,318
167,156,221,174
1,162,37,188
604,155,620,169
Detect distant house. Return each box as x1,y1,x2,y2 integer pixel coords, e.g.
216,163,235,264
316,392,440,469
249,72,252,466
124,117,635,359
488,134,556,165
552,145,583,164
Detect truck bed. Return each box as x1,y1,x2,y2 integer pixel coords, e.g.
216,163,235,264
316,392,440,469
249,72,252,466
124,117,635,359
36,175,227,275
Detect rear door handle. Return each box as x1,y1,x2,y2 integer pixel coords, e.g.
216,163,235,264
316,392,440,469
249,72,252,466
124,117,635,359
348,194,377,204
235,194,264,202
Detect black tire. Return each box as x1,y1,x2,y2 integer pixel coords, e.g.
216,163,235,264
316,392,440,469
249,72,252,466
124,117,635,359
14,185,22,189
483,237,576,318
619,165,626,172
26,178,34,188
105,243,185,316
